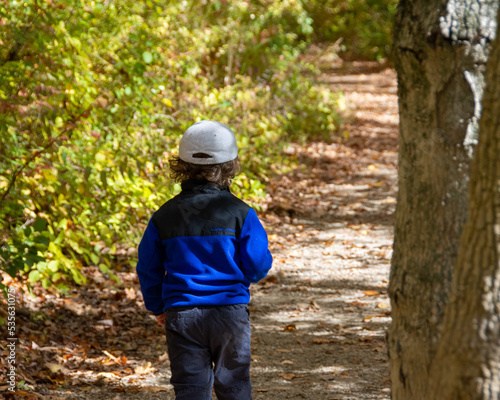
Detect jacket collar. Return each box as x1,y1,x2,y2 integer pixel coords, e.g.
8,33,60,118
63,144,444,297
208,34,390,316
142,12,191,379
181,179,230,193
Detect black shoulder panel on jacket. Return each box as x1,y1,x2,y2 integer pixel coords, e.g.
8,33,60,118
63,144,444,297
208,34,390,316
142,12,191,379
151,187,251,241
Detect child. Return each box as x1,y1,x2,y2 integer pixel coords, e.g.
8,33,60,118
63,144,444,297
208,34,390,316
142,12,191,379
136,120,273,400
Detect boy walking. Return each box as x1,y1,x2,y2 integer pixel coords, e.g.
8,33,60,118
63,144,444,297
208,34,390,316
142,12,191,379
136,120,273,400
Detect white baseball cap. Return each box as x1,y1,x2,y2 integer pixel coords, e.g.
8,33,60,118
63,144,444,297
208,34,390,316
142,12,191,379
179,120,238,165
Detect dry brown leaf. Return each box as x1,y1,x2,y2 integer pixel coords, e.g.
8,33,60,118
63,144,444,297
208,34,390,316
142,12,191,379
134,361,155,375
45,362,62,373
263,275,278,284
96,319,114,326
159,352,169,363
124,287,137,300
310,300,320,309
63,299,86,316
350,300,368,307
275,349,291,353
278,373,296,380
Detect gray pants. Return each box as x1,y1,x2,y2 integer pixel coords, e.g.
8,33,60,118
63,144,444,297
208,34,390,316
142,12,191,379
165,304,252,400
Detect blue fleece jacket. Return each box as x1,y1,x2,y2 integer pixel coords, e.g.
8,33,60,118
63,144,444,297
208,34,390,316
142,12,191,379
136,180,273,314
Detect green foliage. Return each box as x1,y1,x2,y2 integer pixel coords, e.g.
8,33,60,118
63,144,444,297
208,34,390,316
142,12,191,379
0,0,343,287
305,0,398,60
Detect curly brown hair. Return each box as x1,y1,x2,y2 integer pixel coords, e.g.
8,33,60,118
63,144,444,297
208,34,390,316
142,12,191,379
169,156,241,188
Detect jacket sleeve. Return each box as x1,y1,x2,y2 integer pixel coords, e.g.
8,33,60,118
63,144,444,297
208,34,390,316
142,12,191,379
136,218,166,315
239,208,273,283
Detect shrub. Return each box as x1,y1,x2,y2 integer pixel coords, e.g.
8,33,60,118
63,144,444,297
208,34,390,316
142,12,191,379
0,0,343,289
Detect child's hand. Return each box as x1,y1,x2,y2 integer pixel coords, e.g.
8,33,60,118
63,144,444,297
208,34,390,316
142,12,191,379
155,312,166,326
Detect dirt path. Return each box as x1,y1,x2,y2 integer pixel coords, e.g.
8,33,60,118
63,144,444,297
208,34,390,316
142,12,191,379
0,62,398,400
250,61,398,399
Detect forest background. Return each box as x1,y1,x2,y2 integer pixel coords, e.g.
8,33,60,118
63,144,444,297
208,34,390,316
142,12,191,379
0,0,396,291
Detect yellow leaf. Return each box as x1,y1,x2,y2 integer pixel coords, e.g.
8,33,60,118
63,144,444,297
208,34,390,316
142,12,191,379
162,98,173,107
364,290,380,296
55,116,64,128
43,168,57,181
145,161,155,174
0,176,8,190
95,152,106,164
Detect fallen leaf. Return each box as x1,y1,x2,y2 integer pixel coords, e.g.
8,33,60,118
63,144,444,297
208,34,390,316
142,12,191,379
310,300,320,309
283,324,297,331
159,352,169,363
103,350,119,361
363,290,381,296
278,373,296,380
263,275,278,284
275,349,291,353
124,287,137,300
45,362,62,373
96,319,113,326
134,361,155,375
63,299,86,316
350,301,368,307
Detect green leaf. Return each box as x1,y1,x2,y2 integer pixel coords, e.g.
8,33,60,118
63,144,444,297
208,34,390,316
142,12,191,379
29,270,41,283
98,263,109,273
33,218,47,232
90,253,100,265
142,51,153,64
48,260,59,272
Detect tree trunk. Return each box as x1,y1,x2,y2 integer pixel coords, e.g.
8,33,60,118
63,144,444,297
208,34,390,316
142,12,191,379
427,7,500,398
389,1,498,399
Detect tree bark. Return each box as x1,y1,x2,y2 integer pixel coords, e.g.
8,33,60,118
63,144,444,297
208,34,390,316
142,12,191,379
389,1,498,399
427,7,500,398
